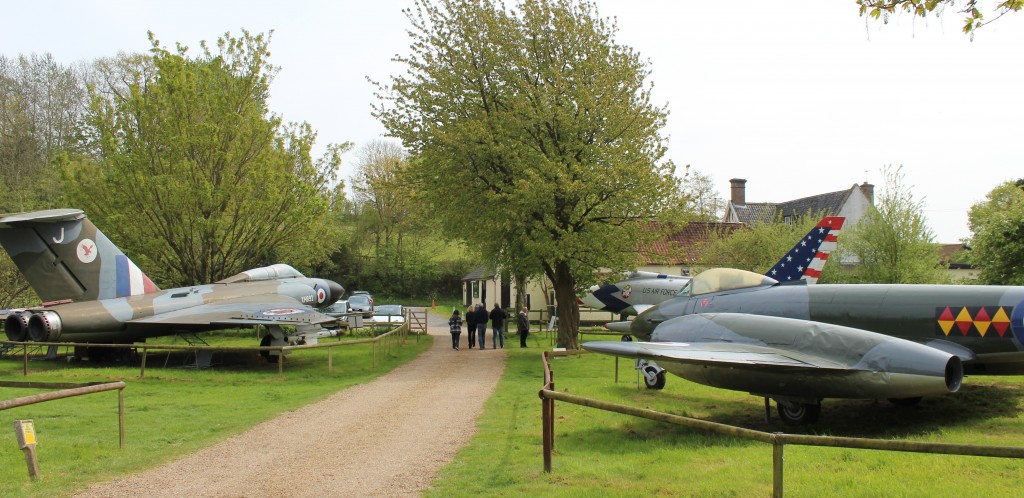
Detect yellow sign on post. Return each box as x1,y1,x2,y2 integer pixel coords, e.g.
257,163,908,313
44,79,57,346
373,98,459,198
14,420,35,448
13,420,40,479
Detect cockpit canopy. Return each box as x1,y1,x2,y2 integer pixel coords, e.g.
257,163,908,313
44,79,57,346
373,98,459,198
216,264,306,284
683,268,778,296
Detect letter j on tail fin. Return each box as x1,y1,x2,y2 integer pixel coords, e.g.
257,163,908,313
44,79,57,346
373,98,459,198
0,209,158,302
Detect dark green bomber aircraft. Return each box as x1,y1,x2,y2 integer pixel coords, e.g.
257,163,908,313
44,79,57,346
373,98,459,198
0,209,345,357
584,267,1024,425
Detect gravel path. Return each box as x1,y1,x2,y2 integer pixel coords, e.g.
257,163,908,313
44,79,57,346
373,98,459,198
76,313,507,497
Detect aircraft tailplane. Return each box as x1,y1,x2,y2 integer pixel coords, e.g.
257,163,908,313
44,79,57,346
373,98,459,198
0,209,158,302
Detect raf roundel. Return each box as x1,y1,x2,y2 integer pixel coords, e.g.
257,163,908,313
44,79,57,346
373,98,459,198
77,239,98,263
316,287,327,304
261,308,303,316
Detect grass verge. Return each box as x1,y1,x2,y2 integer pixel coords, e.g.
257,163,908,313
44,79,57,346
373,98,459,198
426,332,1024,497
0,330,432,497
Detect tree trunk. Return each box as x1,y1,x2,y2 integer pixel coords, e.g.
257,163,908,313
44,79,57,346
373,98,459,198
550,260,580,349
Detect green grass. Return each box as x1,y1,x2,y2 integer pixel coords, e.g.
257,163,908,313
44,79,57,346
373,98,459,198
0,330,432,497
425,333,1024,497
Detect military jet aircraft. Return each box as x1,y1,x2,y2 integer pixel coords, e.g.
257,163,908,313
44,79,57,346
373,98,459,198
584,266,1024,425
0,209,345,357
579,216,844,316
581,216,844,389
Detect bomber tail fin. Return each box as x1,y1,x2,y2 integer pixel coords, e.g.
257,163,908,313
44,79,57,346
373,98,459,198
765,216,845,284
0,209,158,302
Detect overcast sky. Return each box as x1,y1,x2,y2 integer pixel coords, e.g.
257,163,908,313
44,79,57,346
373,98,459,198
3,1,1022,242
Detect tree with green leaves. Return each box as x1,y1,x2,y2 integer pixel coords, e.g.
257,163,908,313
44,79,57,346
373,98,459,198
351,140,415,258
857,0,1023,34
374,0,684,348
61,31,345,286
680,165,725,222
840,165,948,284
0,53,90,306
967,179,1024,285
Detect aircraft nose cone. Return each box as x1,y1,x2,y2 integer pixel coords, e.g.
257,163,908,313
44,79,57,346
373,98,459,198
631,309,657,341
326,280,345,304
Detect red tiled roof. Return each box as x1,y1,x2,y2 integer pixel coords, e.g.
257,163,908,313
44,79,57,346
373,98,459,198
640,221,744,265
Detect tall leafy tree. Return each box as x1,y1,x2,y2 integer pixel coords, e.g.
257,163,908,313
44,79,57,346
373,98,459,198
374,0,684,348
680,165,725,222
62,31,343,286
0,53,89,306
351,140,414,257
967,179,1024,285
841,165,948,284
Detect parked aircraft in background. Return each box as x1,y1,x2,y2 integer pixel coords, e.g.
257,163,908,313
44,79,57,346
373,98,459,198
581,216,844,389
579,216,844,316
584,266,1024,425
0,209,345,358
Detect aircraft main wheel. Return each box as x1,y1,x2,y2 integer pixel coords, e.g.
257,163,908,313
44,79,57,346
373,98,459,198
642,365,666,390
888,396,923,407
259,334,273,362
776,401,821,426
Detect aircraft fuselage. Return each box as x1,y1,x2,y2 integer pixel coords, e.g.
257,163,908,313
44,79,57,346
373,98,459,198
635,283,1024,374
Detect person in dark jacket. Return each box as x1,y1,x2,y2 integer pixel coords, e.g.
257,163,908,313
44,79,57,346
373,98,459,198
489,303,507,349
448,309,462,350
465,304,477,349
475,303,489,349
517,306,530,348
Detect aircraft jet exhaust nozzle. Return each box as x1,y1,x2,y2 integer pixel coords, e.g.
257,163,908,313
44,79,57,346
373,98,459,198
27,311,62,342
4,312,30,341
945,356,963,393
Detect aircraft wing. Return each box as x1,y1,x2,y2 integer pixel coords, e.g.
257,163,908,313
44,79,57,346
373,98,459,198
128,294,337,327
582,340,847,371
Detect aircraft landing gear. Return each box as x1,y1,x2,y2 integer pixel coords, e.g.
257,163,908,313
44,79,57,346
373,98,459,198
259,333,273,362
775,399,821,426
638,359,666,390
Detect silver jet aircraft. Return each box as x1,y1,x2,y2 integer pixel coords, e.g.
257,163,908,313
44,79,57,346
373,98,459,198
0,209,345,356
584,266,1024,425
582,216,844,388
579,216,845,317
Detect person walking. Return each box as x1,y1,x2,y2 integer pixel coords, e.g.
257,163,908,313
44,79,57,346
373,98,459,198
465,304,477,349
489,303,507,349
475,302,489,349
448,309,462,350
517,306,530,348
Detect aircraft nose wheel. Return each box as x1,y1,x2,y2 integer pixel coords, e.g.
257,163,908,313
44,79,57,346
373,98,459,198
776,400,821,426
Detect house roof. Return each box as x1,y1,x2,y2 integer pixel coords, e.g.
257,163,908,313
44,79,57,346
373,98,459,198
732,187,853,224
731,203,776,225
462,265,498,281
939,243,974,269
639,221,744,265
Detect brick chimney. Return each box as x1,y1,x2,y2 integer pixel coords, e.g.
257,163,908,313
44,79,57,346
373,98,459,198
860,182,874,205
730,178,747,206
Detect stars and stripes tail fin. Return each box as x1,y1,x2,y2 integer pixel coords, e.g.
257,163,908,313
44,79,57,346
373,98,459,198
765,216,845,284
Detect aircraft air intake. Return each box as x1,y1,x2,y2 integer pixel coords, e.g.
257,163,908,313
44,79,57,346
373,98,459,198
27,311,62,342
4,312,29,341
